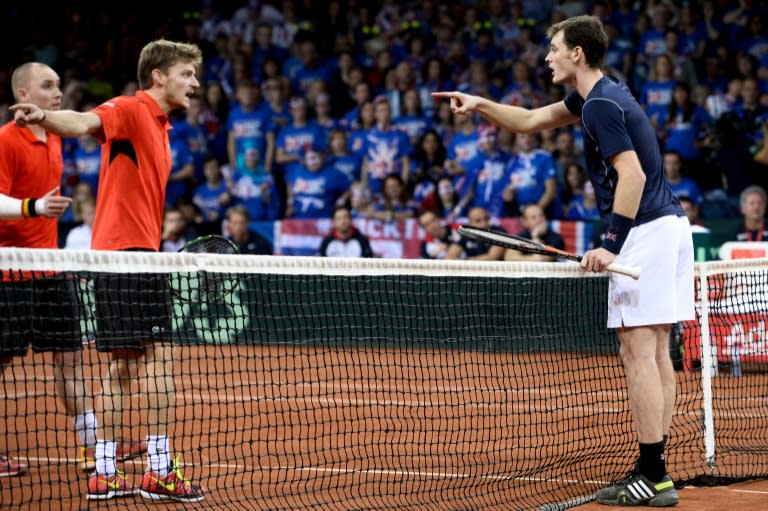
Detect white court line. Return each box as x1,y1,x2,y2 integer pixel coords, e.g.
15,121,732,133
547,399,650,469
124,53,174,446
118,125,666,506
16,456,610,486
18,456,241,471
187,390,630,413
731,489,768,495
7,373,761,405
4,389,766,418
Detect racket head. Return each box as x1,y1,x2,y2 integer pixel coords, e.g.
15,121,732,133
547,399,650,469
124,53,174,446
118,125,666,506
457,225,543,254
179,234,239,255
173,235,240,302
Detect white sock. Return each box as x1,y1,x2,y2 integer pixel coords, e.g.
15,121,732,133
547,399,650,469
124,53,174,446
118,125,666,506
72,410,98,448
95,440,117,476
147,435,170,476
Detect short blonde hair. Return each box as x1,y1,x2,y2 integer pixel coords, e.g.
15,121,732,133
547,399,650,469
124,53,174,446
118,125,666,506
137,40,202,89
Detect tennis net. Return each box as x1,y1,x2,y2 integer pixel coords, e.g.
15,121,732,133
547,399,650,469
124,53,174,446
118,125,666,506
0,248,766,510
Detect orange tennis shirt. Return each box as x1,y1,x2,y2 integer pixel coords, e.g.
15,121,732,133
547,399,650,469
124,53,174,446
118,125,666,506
90,90,172,251
0,122,62,248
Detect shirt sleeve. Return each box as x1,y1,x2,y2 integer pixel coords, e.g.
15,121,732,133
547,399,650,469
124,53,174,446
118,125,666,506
91,96,131,144
563,91,584,117
582,98,634,160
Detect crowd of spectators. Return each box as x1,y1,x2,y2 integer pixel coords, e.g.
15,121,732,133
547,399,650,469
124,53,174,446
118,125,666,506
2,0,768,253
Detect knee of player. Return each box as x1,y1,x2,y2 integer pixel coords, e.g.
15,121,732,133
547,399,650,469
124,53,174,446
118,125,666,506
109,359,138,380
53,350,84,367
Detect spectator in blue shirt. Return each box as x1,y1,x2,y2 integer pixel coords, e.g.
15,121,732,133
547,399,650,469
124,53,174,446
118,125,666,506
166,133,196,208
360,95,412,197
393,89,433,147
641,54,676,124
275,96,327,173
192,156,231,225
663,150,703,205
327,129,362,184
291,39,332,96
502,132,559,218
69,133,101,197
225,142,280,221
566,181,601,221
658,82,716,187
367,174,417,222
171,96,209,183
227,78,275,175
285,149,350,219
460,124,511,220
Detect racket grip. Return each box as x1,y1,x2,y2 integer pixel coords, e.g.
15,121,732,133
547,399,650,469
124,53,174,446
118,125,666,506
605,262,641,280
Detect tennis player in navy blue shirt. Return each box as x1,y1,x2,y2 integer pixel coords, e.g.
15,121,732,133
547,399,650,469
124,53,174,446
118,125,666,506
433,15,693,508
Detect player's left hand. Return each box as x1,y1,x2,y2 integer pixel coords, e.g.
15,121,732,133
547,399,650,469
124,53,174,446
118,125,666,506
38,187,72,218
9,103,46,128
581,247,616,273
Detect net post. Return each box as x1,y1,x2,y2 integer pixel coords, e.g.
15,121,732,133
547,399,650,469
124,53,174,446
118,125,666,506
696,262,717,470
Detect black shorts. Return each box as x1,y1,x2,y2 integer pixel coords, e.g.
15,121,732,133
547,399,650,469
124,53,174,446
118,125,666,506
94,271,173,351
0,274,83,357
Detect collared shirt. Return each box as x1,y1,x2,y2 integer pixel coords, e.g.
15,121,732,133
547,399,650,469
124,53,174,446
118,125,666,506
0,123,62,248
90,90,172,251
565,76,684,226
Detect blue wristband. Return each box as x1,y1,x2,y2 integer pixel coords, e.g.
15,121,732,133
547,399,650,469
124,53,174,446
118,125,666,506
602,213,634,254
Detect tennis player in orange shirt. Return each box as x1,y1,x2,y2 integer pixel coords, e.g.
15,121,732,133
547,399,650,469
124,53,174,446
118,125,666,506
0,61,78,479
12,40,206,502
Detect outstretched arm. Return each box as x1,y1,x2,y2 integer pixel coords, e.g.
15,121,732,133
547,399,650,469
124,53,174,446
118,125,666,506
0,186,71,219
431,91,578,134
10,103,102,138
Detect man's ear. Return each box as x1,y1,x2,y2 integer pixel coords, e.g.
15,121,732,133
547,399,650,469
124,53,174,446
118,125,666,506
151,68,165,86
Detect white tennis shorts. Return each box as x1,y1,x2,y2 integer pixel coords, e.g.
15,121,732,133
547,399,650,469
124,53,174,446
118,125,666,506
607,215,695,328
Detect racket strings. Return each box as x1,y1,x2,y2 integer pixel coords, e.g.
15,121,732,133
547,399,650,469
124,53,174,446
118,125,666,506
184,237,238,255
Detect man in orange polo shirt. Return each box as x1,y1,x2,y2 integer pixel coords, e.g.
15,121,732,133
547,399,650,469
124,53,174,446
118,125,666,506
12,40,206,502
0,62,93,479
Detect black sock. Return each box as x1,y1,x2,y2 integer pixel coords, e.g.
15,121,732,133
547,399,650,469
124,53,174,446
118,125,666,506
638,441,667,483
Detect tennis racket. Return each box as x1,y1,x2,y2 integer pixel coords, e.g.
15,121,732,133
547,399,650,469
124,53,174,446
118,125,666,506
179,234,239,255
174,235,241,302
458,225,641,280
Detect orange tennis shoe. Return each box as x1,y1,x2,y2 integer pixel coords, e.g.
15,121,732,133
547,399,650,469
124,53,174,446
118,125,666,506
0,455,27,477
138,455,206,502
86,471,136,500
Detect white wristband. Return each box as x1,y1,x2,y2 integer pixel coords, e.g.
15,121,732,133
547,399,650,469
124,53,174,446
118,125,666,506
35,197,46,216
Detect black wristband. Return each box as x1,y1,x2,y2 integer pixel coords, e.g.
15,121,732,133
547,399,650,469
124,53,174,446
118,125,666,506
26,198,39,217
602,213,633,254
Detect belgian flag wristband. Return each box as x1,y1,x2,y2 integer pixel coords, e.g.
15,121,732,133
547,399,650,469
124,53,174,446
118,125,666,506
601,213,633,254
22,198,39,218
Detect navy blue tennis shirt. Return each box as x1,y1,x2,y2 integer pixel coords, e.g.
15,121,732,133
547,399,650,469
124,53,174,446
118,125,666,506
564,76,684,227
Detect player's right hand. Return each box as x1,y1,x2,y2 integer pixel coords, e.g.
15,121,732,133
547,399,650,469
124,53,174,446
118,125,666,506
581,247,616,274
9,103,45,128
431,91,479,115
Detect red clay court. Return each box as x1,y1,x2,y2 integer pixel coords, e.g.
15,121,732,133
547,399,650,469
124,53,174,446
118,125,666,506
2,343,767,510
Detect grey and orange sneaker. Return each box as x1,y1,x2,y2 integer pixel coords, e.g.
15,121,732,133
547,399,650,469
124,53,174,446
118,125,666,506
596,473,679,507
